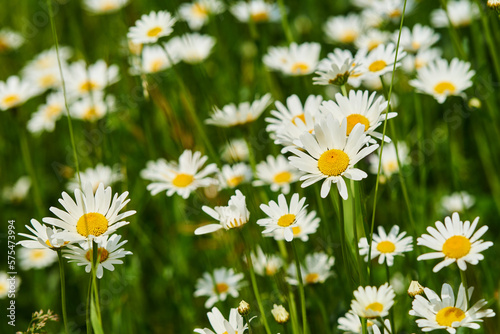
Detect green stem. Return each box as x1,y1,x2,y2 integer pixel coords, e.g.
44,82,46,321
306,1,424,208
291,241,307,334
19,125,44,216
276,0,294,43
460,269,470,303
91,241,102,325
385,264,395,334
57,250,69,334
439,0,467,59
473,0,500,81
361,318,368,334
86,275,92,334
340,84,348,97
244,315,253,334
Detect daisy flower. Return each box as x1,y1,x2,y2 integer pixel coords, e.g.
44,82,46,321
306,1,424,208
230,0,280,23
2,176,31,203
194,267,245,308
317,49,367,88
440,191,475,213
178,0,225,30
431,0,479,28
127,10,176,45
18,248,58,270
488,0,500,9
66,164,124,192
313,50,357,86
0,272,20,299
65,60,120,98
368,142,410,179
131,44,179,74
166,33,215,64
250,246,283,276
266,209,320,242
23,46,73,72
355,30,391,51
206,94,272,127
359,43,406,79
324,14,365,44
64,234,132,278
27,92,65,134
0,76,39,111
141,150,218,199
372,319,391,334
0,28,24,52
43,182,136,242
401,47,442,73
416,212,493,272
263,42,321,76
24,66,62,93
221,139,249,162
287,252,335,285
337,310,377,333
217,163,252,189
272,304,290,324
194,307,248,334
351,283,395,319
257,193,308,242
288,115,379,199
82,0,129,14
409,58,475,104
70,92,116,121
18,219,68,250
410,283,495,333
371,0,415,21
358,225,413,266
395,24,440,53
253,155,302,194
195,190,250,235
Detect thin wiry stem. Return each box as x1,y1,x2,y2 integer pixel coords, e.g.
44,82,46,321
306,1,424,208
57,250,69,334
291,241,308,334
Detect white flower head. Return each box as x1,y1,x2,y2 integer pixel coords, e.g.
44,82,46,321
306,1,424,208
263,42,321,76
395,24,440,53
167,33,215,64
287,252,335,285
324,14,365,44
0,28,25,52
440,191,475,213
2,176,31,203
70,91,116,122
19,247,58,270
359,43,406,79
358,225,413,266
250,246,283,276
351,283,395,319
65,60,120,98
67,164,124,192
206,94,273,127
253,155,302,194
368,142,410,179
217,163,252,189
230,0,280,23
221,139,249,163
27,92,66,134
0,76,39,111
18,219,68,250
431,0,480,28
82,0,129,14
194,268,245,308
178,0,225,30
194,307,248,334
127,10,176,44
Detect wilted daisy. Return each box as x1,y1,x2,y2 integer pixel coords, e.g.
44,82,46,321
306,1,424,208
267,209,320,242
431,0,479,28
0,76,39,111
43,182,135,242
127,10,176,44
141,150,218,199
64,234,132,278
195,190,250,235
409,58,475,104
289,115,379,199
65,60,120,98
257,193,308,242
401,48,442,73
70,92,116,121
360,43,406,79
178,0,225,30
27,92,65,134
194,267,245,308
253,155,301,194
395,24,440,53
167,33,215,64
410,283,495,333
194,307,248,334
324,14,364,44
131,44,179,74
230,0,280,23
358,225,413,266
417,212,493,272
351,283,395,319
287,252,335,285
440,191,475,213
338,310,377,333
18,219,68,250
18,248,58,270
0,28,24,52
82,0,129,14
217,163,252,189
263,42,321,76
250,246,283,276
0,272,20,299
221,139,249,162
355,30,391,51
368,142,410,179
2,176,31,203
66,164,123,192
206,93,272,127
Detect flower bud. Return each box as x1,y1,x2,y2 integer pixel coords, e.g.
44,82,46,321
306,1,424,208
238,300,250,316
271,304,289,324
408,280,425,298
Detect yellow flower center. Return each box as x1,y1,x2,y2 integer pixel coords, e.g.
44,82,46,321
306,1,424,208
2,94,20,107
384,161,398,174
30,249,46,260
340,30,357,43
40,74,56,87
273,171,292,184
150,59,165,72
80,80,98,92
83,107,99,121
192,3,208,17
227,218,246,229
215,282,229,294
251,11,269,22
305,273,319,284
46,105,62,118
317,149,350,176
435,306,466,327
101,2,118,11
292,226,301,235
442,235,471,259
147,26,163,38
85,247,110,263
377,240,396,253
0,39,7,52
365,302,384,313
389,9,401,18
346,114,370,135
368,60,387,72
291,62,310,75
411,41,421,50
172,173,194,188
434,81,456,95
277,213,296,227
227,175,245,187
368,41,381,51
265,265,277,276
45,239,69,249
76,212,108,237
291,113,306,125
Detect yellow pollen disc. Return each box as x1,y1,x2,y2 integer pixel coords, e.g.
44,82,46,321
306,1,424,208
227,175,245,187
415,59,425,69
365,302,384,313
222,332,238,334
80,80,98,92
46,105,62,118
85,247,110,263
273,171,292,184
368,60,387,72
389,9,401,18
30,249,46,260
368,41,381,51
172,173,194,188
215,282,229,294
377,240,396,253
340,30,357,43
435,306,466,327
251,11,269,22
101,2,117,11
192,3,208,17
83,107,99,121
434,81,456,95
40,74,56,87
291,62,310,74
305,273,319,284
0,40,7,51
317,149,350,177
147,26,163,38
291,113,306,125
367,320,374,327
292,226,302,235
265,265,277,276
277,214,296,227
442,235,471,259
2,94,20,106
150,59,164,72
76,212,108,237
412,41,421,50
346,114,370,135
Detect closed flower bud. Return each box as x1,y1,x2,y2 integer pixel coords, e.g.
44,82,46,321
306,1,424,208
271,304,289,324
238,300,250,316
408,280,425,298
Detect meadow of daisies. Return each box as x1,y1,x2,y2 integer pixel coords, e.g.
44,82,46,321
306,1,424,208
2,0,500,333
